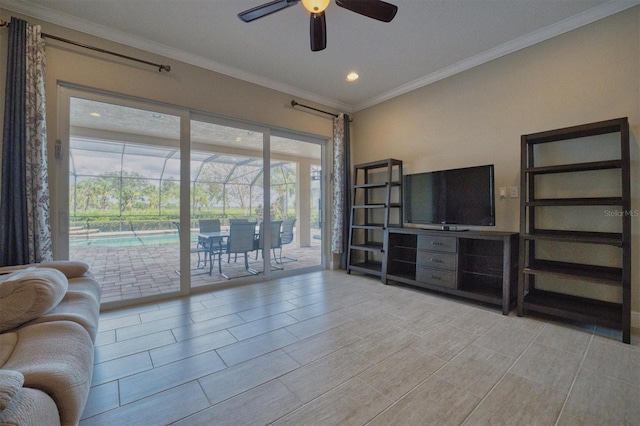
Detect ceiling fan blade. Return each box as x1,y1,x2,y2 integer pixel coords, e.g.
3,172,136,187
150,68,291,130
335,0,397,22
238,0,299,22
310,12,327,52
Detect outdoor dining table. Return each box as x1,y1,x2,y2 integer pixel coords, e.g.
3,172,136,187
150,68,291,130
196,229,258,246
197,230,230,240
197,224,262,243
196,230,230,271
197,224,283,277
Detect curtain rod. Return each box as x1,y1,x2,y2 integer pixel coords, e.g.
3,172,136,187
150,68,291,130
291,100,353,122
1,19,171,72
290,100,338,118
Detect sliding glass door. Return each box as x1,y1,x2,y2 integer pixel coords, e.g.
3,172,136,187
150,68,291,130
57,86,326,308
189,117,266,285
188,117,324,284
270,132,323,272
58,87,185,305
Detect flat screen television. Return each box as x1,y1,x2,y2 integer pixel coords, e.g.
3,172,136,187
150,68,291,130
403,164,495,229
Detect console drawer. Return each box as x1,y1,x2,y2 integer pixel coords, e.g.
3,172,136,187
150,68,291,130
416,265,457,289
417,235,457,253
417,250,457,271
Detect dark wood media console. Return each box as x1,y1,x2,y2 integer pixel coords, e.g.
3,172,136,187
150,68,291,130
384,228,519,314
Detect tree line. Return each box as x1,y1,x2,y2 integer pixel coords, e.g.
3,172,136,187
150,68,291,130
70,167,295,218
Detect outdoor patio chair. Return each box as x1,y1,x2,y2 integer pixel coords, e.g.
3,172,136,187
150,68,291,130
215,222,259,279
228,218,249,224
198,219,222,267
279,218,297,263
254,220,283,270
172,221,208,272
227,218,250,262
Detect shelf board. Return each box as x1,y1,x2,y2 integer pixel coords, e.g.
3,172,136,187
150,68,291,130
526,197,623,207
523,290,622,329
460,269,503,279
351,224,385,230
460,252,502,260
353,204,386,209
522,230,623,246
354,182,388,189
348,261,383,276
389,259,416,266
390,244,417,251
523,119,626,144
355,158,403,171
456,284,503,302
385,272,417,285
524,159,622,175
349,242,384,253
523,259,622,286
415,280,503,305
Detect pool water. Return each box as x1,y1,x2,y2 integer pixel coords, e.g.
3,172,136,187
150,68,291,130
70,231,183,247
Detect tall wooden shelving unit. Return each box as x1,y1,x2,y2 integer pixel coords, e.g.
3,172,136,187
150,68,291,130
347,159,403,279
518,118,631,343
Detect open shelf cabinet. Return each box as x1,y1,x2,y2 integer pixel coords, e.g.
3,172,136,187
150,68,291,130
385,228,518,315
347,159,403,278
518,117,631,343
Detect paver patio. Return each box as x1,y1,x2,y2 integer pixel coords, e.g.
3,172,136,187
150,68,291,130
71,234,322,304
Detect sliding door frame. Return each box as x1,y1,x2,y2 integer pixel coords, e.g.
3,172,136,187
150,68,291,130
56,84,328,309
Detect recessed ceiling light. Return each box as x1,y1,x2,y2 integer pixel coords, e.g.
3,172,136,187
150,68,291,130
89,112,100,117
151,113,163,119
346,72,359,82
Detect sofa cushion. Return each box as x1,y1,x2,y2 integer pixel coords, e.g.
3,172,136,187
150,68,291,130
0,370,24,411
0,268,68,333
0,261,89,280
26,291,100,342
41,261,89,280
0,332,18,367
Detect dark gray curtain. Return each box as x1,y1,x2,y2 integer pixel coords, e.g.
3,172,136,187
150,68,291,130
339,114,351,269
0,17,29,266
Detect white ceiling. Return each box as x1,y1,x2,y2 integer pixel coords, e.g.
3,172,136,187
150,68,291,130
2,0,638,112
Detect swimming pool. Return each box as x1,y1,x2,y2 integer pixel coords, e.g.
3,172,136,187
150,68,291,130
69,231,183,247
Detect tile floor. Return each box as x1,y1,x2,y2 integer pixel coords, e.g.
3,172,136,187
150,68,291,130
81,270,640,425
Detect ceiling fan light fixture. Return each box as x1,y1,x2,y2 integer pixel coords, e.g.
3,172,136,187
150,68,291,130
301,0,330,13
346,72,359,82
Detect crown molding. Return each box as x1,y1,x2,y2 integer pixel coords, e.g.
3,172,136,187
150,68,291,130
353,0,640,112
0,0,352,112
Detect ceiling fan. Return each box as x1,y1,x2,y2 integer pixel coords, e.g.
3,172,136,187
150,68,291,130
238,0,398,52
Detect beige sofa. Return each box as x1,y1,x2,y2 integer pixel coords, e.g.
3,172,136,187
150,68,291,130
0,261,101,426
